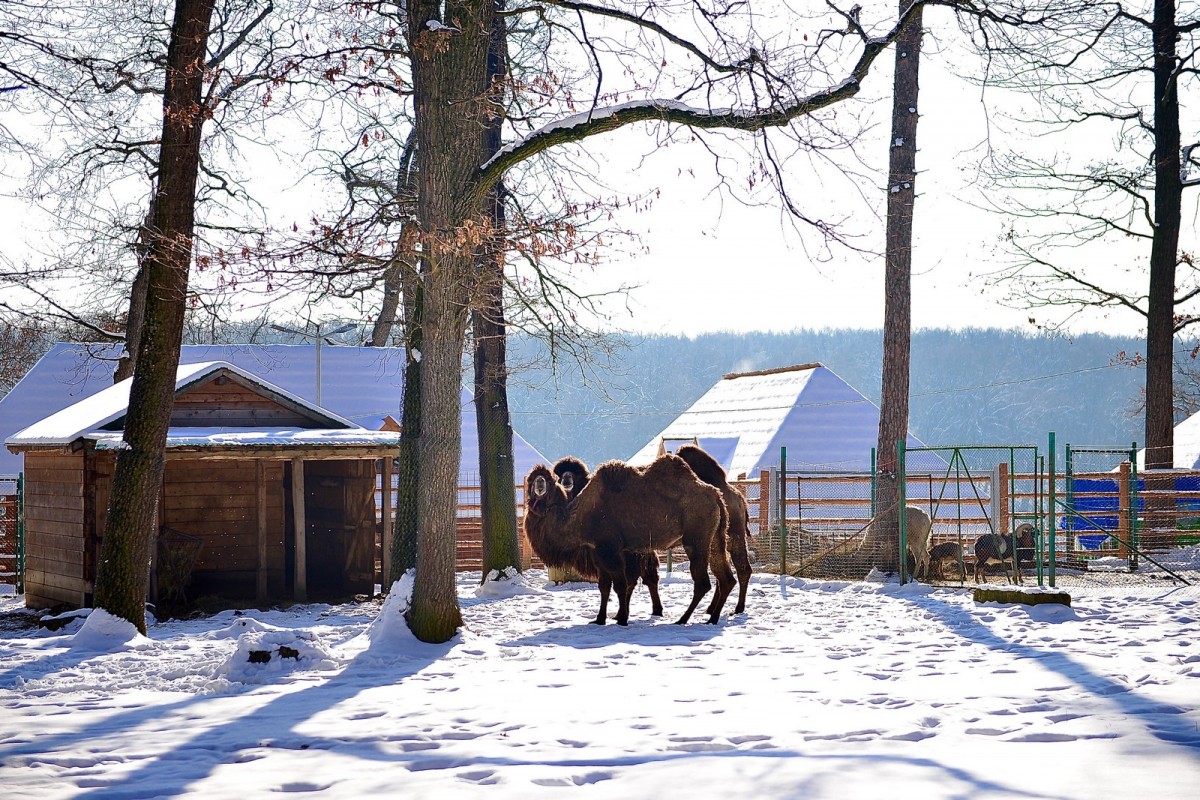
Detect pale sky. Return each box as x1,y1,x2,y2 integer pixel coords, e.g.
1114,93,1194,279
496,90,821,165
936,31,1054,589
0,7,1168,341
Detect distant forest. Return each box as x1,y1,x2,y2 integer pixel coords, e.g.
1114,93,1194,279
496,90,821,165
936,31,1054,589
504,328,1149,466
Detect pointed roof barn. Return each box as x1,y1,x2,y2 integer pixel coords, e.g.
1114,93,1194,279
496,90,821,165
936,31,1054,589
0,343,549,477
628,362,943,477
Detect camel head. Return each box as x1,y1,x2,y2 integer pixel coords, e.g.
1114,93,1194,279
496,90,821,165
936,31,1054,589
525,465,567,516
552,456,591,501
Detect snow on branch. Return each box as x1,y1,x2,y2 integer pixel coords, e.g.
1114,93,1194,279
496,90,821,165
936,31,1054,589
470,1,923,204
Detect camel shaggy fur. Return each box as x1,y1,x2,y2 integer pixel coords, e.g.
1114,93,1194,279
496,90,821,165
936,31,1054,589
523,455,736,625
674,445,754,614
551,457,663,623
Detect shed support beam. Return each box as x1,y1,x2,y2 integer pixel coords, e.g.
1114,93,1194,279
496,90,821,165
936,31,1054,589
292,457,307,602
381,456,393,591
257,459,268,604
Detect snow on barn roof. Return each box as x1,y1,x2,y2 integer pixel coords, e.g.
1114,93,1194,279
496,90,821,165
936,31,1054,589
627,362,943,477
4,360,401,453
0,343,549,476
1140,411,1200,470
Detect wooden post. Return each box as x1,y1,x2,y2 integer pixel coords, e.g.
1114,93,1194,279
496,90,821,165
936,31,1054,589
758,470,770,535
256,459,268,604
291,457,307,603
997,461,1010,535
1118,460,1131,558
381,456,393,591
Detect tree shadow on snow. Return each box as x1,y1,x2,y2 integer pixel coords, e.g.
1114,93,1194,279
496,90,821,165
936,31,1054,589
905,591,1200,754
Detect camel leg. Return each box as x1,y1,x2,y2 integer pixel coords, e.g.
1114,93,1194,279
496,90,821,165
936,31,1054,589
612,570,632,626
641,555,663,617
592,575,611,625
705,551,736,624
729,535,752,615
675,545,712,625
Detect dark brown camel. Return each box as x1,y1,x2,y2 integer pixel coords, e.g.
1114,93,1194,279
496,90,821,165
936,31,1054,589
551,457,663,623
523,455,736,625
674,445,754,614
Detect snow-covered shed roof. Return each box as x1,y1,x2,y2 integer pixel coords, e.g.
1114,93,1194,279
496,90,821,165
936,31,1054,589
6,360,400,455
627,362,944,478
7,360,357,447
0,343,549,477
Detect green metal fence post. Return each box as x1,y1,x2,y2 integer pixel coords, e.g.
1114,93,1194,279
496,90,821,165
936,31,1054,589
870,447,877,519
779,446,788,576
899,440,908,584
1048,432,1057,588
1129,442,1139,571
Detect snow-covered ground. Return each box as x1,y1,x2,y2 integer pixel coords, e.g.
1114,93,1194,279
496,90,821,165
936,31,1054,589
1,565,1198,799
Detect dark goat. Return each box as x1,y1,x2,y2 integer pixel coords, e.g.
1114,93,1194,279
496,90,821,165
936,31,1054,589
927,541,964,581
973,523,1036,584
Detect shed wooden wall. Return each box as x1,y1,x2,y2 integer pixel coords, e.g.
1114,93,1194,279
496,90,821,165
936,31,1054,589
22,452,88,609
168,377,313,427
167,458,286,598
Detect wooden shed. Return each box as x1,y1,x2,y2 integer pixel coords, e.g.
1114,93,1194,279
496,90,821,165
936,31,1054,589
5,361,399,612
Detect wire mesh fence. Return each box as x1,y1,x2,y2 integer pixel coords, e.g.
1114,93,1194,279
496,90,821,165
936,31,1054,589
0,476,19,590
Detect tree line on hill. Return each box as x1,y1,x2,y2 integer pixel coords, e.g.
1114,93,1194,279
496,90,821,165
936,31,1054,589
504,328,1149,467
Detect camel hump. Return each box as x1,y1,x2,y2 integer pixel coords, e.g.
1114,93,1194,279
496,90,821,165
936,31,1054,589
675,445,728,487
641,453,700,485
592,459,642,492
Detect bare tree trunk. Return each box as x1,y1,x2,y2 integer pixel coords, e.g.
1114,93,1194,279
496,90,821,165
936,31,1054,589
866,2,922,569
114,203,156,382
368,254,406,347
476,0,520,581
405,0,493,642
93,0,215,633
1145,0,1181,472
390,274,422,580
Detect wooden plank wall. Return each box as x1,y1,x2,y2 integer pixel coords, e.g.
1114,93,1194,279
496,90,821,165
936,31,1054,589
21,453,88,609
159,459,286,596
170,378,312,427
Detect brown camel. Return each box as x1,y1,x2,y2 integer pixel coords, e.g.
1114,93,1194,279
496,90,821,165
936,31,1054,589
674,445,754,614
551,457,663,623
524,455,735,625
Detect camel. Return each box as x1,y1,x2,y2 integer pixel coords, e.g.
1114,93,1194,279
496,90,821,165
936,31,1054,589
674,445,754,614
523,454,736,625
550,457,663,623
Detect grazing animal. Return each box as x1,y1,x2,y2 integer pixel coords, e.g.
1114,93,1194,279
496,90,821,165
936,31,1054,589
552,457,663,622
674,445,755,614
523,455,736,626
905,506,934,581
973,523,1036,584
926,541,965,581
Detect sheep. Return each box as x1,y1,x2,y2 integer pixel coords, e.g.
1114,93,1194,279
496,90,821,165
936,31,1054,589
926,541,964,581
973,523,1036,584
905,505,933,581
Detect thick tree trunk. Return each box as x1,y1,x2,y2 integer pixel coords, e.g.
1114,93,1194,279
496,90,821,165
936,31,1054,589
93,0,215,633
476,0,520,581
866,3,922,569
1143,1,1182,538
405,0,493,641
390,278,422,580
1145,0,1180,472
